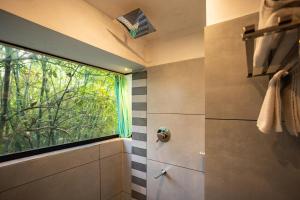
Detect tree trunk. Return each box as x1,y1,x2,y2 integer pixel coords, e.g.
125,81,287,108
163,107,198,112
36,59,47,147
0,47,12,141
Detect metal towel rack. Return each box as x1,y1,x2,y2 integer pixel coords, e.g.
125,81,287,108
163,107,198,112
242,15,300,78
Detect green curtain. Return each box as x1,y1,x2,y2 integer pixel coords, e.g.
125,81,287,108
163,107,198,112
115,75,132,138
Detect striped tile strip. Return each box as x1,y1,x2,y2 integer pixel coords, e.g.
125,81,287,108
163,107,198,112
132,125,146,134
132,140,147,149
132,147,147,157
132,102,147,111
132,190,146,200
132,117,147,126
132,161,147,172
132,79,147,87
132,110,147,118
131,169,147,179
132,95,147,103
132,87,147,95
132,71,147,80
132,175,147,187
132,132,147,141
132,154,147,164
132,183,147,194
132,71,147,199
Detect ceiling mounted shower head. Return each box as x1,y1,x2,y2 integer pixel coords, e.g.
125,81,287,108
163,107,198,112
117,8,156,39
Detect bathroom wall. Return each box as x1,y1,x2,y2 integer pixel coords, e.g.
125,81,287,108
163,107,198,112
0,138,132,200
206,0,260,25
0,0,146,66
205,13,300,200
146,58,205,200
145,27,204,67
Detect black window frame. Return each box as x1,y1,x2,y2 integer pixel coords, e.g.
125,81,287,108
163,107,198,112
0,41,124,162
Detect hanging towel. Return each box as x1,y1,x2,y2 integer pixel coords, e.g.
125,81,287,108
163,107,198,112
282,63,300,136
254,2,300,68
259,0,300,28
257,69,289,133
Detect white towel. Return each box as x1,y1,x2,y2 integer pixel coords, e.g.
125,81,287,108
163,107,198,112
257,69,289,133
283,63,300,136
259,0,300,28
254,4,300,68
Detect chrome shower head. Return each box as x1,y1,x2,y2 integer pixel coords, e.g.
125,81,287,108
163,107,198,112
117,8,156,39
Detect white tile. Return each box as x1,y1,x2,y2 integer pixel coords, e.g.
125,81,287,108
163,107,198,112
132,125,147,134
122,138,132,154
131,169,147,180
132,111,147,118
132,183,147,195
132,140,147,149
133,79,147,87
132,95,147,103
131,154,147,164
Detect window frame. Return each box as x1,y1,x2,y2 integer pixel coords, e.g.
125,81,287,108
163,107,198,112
0,41,124,162
0,134,119,162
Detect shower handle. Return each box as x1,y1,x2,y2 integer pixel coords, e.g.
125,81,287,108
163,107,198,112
156,128,171,142
154,169,167,179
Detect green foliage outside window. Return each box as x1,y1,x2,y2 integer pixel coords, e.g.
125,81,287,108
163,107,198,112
0,43,127,156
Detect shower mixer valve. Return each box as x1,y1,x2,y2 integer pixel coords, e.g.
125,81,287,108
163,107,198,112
156,127,171,143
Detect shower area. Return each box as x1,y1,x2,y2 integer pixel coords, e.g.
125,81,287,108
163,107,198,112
1,0,300,200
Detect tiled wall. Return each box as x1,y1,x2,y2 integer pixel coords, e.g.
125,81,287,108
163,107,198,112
131,71,148,200
0,138,132,200
146,58,205,200
205,13,300,200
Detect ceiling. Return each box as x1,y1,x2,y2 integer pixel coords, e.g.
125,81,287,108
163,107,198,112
85,0,206,41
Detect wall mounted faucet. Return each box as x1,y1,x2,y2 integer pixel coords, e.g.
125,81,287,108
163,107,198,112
154,169,167,179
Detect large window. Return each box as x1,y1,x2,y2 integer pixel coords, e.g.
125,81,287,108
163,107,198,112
0,43,128,158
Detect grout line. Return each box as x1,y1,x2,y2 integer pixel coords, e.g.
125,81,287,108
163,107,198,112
122,191,131,197
147,158,205,174
98,145,101,200
148,112,205,115
107,191,122,200
1,151,124,195
205,117,257,122
0,159,100,194
100,152,123,160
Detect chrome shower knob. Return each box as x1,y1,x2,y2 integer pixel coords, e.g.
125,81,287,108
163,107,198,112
156,127,171,143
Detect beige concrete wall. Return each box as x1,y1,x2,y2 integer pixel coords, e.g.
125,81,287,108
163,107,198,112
0,0,146,66
205,13,300,200
146,58,205,200
206,0,261,25
0,138,132,200
145,28,204,67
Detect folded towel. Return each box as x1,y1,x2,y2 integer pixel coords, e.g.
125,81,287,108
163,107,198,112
257,69,289,133
254,4,300,68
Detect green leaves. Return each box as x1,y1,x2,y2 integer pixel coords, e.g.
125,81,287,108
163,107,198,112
0,44,120,155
